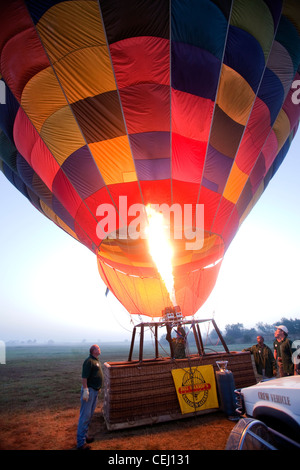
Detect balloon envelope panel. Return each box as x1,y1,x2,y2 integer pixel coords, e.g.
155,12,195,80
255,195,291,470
0,0,299,317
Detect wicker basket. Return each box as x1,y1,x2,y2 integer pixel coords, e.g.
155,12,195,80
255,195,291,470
103,351,256,430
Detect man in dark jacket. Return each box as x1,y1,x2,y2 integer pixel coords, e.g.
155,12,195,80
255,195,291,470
166,324,187,359
243,335,277,380
77,344,103,450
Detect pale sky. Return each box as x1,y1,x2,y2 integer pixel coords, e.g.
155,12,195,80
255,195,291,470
0,132,300,343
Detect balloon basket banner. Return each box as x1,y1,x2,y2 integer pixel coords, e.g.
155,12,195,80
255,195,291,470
102,351,256,431
171,365,219,414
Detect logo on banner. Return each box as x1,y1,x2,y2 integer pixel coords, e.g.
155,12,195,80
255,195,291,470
179,369,211,408
172,365,219,414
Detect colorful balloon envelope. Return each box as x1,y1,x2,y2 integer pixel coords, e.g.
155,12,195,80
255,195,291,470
0,0,300,318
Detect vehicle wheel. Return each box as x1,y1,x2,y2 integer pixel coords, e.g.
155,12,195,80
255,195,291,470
225,418,276,450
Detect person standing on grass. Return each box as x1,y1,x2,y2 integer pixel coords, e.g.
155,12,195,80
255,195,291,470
77,344,103,450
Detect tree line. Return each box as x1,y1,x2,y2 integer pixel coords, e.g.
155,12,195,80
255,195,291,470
160,317,300,347
215,317,300,344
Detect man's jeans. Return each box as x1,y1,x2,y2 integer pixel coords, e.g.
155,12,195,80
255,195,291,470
77,387,99,447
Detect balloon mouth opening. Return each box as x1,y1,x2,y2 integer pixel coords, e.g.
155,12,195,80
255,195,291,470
98,228,224,271
97,228,224,317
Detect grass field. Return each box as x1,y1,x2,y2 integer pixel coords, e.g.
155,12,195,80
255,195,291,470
0,341,249,451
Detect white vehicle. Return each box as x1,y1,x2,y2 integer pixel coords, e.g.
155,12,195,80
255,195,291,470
226,376,300,450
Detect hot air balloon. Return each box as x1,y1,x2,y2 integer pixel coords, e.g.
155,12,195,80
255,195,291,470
0,0,300,323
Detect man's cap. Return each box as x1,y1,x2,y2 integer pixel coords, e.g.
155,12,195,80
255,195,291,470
275,325,288,334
